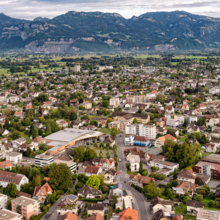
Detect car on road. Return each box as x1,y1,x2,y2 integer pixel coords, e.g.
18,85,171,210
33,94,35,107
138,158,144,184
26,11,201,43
117,172,120,174
124,180,126,183
119,159,121,162
120,170,122,173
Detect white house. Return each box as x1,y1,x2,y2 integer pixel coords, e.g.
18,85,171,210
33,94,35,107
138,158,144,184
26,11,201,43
149,159,179,174
0,194,8,209
128,155,140,172
112,183,123,196
6,152,22,164
0,170,29,191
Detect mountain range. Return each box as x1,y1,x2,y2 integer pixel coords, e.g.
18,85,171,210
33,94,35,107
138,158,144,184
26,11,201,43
0,11,220,53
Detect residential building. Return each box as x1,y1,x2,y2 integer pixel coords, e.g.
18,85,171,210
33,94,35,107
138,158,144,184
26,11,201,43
77,185,102,199
125,123,156,139
56,194,80,215
113,183,123,196
104,169,117,184
129,173,155,188
172,182,196,197
150,197,174,215
193,161,220,180
84,213,104,220
119,208,139,220
84,165,102,176
128,155,140,172
109,97,120,107
112,112,150,124
0,193,8,209
149,159,179,174
87,204,104,217
197,208,220,220
35,154,54,167
186,200,204,216
54,159,77,173
33,183,53,204
11,196,39,220
155,134,177,148
0,209,22,220
6,152,22,164
0,170,29,191
0,160,13,170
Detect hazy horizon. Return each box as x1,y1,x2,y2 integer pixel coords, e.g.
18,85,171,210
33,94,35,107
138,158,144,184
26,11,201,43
1,0,220,20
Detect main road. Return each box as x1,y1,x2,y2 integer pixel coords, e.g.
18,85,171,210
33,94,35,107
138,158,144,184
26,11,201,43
116,134,151,220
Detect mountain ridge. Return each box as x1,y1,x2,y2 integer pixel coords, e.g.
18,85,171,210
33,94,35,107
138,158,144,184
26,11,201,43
0,10,220,52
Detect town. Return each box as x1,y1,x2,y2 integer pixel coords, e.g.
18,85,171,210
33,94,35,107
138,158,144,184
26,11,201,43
0,53,219,220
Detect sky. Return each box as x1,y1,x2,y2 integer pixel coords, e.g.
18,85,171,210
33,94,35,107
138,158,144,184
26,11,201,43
1,0,220,20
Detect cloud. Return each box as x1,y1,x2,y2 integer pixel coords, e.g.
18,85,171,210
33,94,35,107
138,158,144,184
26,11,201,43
1,0,220,20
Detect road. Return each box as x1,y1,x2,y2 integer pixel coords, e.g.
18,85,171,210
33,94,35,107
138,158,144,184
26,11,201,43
116,134,151,220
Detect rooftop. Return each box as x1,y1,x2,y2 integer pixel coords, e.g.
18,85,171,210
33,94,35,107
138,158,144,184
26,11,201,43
12,196,38,206
197,208,220,220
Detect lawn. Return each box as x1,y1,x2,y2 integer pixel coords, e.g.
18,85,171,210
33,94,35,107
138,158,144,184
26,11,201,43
127,170,139,175
177,134,188,142
175,204,196,220
97,128,112,134
19,131,31,143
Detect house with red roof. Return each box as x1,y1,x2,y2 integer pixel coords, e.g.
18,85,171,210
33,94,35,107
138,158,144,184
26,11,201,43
119,208,139,220
155,134,177,148
84,165,102,176
33,182,53,204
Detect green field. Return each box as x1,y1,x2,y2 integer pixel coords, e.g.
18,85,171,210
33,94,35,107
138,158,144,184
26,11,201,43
97,128,112,134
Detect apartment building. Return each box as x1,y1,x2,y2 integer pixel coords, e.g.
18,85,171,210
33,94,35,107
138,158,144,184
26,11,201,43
0,193,8,209
0,170,29,191
35,154,54,167
108,120,130,131
6,152,22,164
11,196,39,220
109,97,120,107
149,159,179,175
125,123,156,139
0,209,22,220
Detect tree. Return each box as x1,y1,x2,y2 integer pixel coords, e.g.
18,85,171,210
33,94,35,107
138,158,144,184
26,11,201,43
26,147,32,157
139,161,143,173
35,175,41,186
86,175,100,189
133,118,138,124
29,167,41,181
31,124,39,139
98,174,105,185
142,169,148,176
71,146,85,162
45,124,52,136
111,127,118,136
49,163,73,191
10,131,20,140
143,181,161,199
5,183,17,197
70,111,77,121
37,93,49,102
167,188,176,200
84,146,97,161
102,100,109,108
193,194,203,202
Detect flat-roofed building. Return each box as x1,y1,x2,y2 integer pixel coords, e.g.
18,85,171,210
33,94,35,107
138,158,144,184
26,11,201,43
11,196,39,220
197,208,220,220
44,128,103,156
0,209,22,220
0,193,8,209
149,159,179,174
6,152,22,164
35,154,54,167
54,159,77,173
